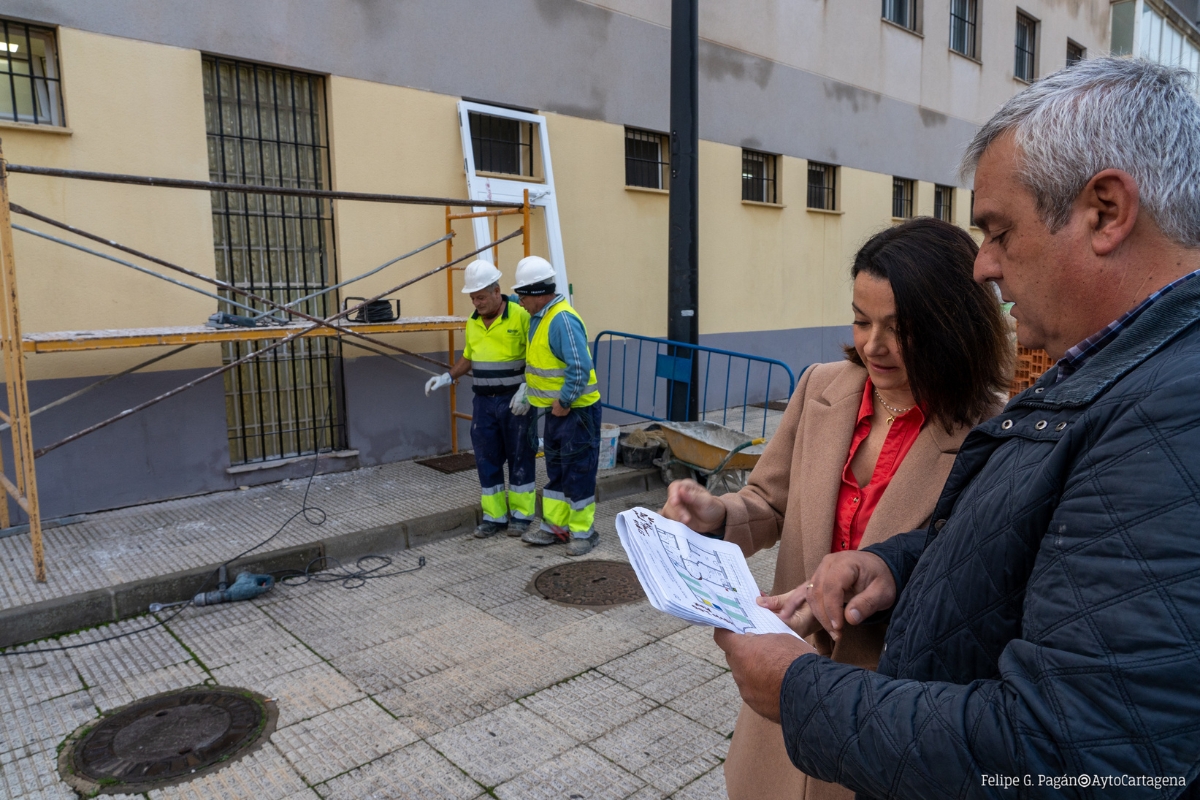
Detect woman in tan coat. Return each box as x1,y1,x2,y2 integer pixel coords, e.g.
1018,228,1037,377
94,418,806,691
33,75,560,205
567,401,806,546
661,218,1011,800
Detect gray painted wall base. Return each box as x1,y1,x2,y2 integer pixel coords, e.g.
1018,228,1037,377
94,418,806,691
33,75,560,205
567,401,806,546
15,324,845,518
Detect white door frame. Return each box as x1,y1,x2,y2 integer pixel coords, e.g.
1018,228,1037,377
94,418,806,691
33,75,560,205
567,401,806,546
457,101,569,295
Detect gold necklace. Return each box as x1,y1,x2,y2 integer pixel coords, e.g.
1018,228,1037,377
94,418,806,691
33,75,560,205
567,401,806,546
874,387,914,425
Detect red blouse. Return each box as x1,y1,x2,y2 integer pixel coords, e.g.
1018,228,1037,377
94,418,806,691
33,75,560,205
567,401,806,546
831,379,926,553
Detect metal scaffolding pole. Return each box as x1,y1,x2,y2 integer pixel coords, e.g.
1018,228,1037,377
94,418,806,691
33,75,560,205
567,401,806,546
0,146,44,581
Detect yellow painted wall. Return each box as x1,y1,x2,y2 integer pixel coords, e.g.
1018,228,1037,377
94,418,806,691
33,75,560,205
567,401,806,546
3,28,214,380
5,30,982,383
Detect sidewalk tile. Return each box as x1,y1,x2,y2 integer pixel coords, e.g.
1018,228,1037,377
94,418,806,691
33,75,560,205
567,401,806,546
88,661,211,713
0,648,85,712
660,625,729,668
0,690,96,759
485,594,595,639
597,642,724,704
168,614,321,677
271,698,418,785
430,703,577,786
519,671,656,743
329,634,457,694
590,707,728,794
493,745,644,800
666,674,741,736
315,741,482,800
672,766,729,800
212,661,366,729
538,612,655,666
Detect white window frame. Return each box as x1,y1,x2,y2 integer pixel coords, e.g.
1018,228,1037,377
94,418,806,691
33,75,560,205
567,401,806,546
457,101,569,296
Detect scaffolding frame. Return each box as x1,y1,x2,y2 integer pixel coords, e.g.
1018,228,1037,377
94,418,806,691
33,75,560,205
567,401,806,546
0,147,530,582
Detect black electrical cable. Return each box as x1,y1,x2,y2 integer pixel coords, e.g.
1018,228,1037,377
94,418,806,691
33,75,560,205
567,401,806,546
0,371,425,657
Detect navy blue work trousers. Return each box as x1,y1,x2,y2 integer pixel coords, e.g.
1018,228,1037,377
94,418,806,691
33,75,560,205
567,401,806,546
471,391,536,523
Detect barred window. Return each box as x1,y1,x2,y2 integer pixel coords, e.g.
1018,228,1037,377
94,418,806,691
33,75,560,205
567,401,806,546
883,0,918,31
1066,40,1085,66
742,149,777,203
0,20,63,126
1015,13,1038,82
934,185,954,222
949,0,978,59
469,111,534,176
625,127,669,189
892,178,915,219
807,162,837,211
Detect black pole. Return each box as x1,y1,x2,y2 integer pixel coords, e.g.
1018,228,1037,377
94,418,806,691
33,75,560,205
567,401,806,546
667,0,699,422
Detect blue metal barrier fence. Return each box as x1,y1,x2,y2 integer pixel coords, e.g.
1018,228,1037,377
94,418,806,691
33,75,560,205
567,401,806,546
592,331,799,438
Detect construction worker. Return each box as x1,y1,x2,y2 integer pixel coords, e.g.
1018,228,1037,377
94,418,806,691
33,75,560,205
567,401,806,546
509,255,601,556
425,260,535,538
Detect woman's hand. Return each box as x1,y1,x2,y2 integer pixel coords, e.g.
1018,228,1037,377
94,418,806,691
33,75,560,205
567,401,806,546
757,585,820,638
660,479,727,533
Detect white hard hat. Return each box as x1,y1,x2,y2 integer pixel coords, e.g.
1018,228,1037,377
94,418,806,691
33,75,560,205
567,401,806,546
512,256,556,294
461,259,503,294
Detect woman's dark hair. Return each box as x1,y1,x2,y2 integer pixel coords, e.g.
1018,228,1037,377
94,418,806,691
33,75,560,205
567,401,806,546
844,217,1010,431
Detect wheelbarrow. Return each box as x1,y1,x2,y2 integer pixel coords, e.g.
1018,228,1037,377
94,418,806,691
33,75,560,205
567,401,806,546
655,421,766,494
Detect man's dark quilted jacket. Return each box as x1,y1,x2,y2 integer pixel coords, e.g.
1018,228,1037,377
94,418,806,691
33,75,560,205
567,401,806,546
779,277,1200,799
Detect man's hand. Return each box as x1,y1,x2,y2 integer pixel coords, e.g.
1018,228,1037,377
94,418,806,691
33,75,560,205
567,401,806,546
424,372,452,396
714,629,816,723
757,584,820,638
806,551,897,643
509,385,531,416
660,479,727,533
551,399,570,417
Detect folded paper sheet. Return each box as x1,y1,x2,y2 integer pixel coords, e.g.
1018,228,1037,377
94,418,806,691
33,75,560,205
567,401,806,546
615,507,799,638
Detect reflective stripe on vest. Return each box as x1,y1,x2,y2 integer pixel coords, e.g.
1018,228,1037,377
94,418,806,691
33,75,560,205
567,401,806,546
525,299,601,408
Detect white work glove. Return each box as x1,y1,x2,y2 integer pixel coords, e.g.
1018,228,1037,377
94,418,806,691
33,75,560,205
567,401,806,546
425,372,452,396
509,384,532,416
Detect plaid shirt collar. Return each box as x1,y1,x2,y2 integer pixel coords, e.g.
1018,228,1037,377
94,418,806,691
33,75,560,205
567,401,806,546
1056,268,1200,383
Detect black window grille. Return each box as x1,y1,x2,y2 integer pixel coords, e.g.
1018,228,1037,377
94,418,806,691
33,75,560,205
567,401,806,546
893,178,915,218
742,149,777,203
1015,13,1038,82
202,56,345,465
1067,40,1086,66
0,20,63,126
883,0,918,31
934,185,954,222
625,128,669,189
950,0,978,59
469,112,534,176
807,162,837,210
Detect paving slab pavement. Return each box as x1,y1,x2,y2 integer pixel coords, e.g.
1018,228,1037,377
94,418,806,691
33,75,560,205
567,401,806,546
0,457,666,647
0,486,784,799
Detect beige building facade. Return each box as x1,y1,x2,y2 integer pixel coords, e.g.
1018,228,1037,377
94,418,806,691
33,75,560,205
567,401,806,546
0,0,1115,517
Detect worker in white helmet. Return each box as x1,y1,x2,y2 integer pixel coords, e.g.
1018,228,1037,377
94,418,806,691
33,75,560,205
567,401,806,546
426,259,535,537
509,255,602,556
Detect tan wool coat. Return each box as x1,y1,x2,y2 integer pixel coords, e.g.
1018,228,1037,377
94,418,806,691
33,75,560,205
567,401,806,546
719,360,983,800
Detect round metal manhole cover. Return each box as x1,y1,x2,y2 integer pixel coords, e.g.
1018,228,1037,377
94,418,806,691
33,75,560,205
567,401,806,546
530,560,645,607
59,686,276,795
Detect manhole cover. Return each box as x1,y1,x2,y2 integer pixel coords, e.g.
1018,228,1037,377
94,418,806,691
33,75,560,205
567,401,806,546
416,452,477,473
59,687,276,795
530,560,645,607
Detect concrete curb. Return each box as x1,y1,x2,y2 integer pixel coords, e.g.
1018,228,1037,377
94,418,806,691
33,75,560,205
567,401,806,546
0,468,664,649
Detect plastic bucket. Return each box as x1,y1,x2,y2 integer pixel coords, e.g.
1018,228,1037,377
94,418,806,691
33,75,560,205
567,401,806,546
598,423,620,470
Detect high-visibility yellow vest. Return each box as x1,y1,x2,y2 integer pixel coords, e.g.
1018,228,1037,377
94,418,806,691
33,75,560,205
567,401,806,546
525,299,600,408
463,300,529,395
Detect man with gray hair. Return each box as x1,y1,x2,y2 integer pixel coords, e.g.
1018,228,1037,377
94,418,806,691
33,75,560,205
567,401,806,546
715,57,1200,798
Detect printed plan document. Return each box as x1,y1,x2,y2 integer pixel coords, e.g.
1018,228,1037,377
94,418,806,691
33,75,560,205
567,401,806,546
615,507,799,638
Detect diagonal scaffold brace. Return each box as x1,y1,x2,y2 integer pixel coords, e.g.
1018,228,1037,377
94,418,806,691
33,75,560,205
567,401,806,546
0,146,531,583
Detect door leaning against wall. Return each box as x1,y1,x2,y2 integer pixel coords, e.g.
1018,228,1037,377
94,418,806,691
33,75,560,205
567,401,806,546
202,55,346,465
